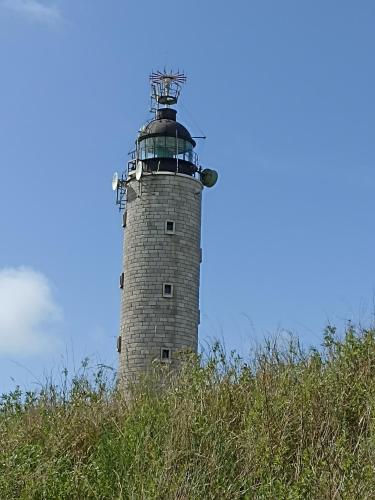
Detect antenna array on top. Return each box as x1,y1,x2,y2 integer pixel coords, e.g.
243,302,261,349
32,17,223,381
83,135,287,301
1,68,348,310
150,69,186,108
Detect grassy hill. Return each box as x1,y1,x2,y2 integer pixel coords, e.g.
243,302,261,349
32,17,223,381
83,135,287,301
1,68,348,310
1,324,375,499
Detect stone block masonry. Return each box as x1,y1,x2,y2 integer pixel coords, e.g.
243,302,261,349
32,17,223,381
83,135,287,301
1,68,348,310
118,172,203,384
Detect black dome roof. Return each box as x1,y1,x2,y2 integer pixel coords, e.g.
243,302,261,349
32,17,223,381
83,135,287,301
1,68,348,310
138,108,196,147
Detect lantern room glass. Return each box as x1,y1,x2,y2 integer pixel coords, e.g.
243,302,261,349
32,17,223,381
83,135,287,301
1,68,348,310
138,136,194,162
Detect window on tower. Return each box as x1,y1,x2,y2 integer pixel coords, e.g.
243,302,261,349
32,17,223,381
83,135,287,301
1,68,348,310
163,283,173,298
117,336,122,353
161,348,171,362
165,220,175,234
122,211,127,228
119,273,124,289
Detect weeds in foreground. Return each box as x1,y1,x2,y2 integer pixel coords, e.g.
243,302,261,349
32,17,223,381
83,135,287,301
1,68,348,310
1,325,375,499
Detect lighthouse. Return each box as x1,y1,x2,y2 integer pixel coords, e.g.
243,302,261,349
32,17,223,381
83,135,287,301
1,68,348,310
113,71,218,387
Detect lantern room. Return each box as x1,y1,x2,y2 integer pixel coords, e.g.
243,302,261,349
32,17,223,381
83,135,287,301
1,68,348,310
136,107,198,176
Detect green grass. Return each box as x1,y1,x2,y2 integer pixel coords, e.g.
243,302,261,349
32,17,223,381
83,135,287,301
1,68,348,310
1,324,375,499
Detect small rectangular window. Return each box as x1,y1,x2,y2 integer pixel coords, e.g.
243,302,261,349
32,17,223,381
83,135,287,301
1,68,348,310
163,283,173,297
116,335,122,353
161,348,171,361
165,220,175,234
122,211,127,228
119,272,124,289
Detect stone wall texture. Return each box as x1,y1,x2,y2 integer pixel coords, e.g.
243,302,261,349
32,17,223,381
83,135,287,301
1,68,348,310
118,172,202,384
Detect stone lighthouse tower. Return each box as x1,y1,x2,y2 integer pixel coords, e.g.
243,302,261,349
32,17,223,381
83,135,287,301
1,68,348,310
113,71,218,386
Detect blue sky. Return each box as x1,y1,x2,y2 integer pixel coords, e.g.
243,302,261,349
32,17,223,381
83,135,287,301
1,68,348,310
0,0,374,393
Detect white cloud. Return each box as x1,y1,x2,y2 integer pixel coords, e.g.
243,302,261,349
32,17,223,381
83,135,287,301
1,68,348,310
1,0,62,25
0,267,62,356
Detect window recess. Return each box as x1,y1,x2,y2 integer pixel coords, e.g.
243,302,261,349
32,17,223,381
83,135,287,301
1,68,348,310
163,283,173,298
117,336,122,353
122,211,127,228
161,348,171,362
165,220,175,234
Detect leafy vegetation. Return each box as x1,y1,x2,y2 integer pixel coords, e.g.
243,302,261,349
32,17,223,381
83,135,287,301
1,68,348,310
1,324,375,499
